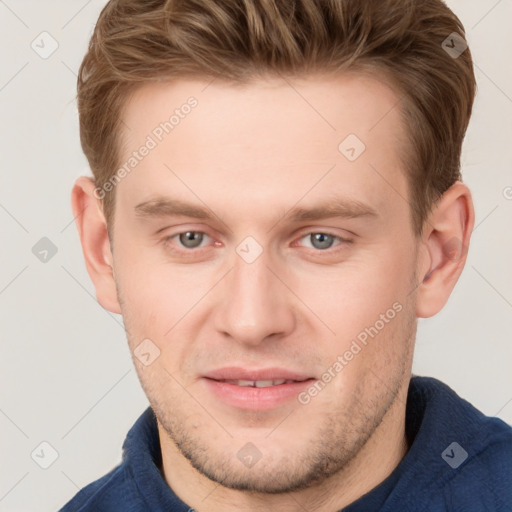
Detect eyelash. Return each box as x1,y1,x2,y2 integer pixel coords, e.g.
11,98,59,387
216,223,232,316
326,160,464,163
161,230,353,254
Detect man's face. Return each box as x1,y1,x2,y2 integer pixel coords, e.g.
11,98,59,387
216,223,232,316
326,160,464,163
111,73,420,492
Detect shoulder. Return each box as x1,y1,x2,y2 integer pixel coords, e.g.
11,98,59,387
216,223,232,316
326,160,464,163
58,407,168,511
407,376,512,511
440,415,512,510
58,462,142,512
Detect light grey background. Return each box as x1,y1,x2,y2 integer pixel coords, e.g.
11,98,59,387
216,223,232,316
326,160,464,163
0,1,511,511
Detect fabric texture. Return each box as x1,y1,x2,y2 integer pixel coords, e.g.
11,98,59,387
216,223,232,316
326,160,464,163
58,376,512,511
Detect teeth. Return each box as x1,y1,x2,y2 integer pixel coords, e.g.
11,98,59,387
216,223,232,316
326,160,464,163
223,379,291,387
254,380,274,388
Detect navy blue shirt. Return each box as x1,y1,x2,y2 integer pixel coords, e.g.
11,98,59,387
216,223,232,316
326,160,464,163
59,376,512,511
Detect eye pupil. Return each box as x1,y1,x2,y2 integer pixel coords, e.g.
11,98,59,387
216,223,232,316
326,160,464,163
311,233,334,250
179,231,203,248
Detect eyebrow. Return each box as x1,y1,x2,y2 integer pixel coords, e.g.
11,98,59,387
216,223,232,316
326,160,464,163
134,196,379,224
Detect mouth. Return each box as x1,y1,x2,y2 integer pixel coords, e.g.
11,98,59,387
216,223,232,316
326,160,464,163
202,366,314,382
201,375,316,410
209,378,310,387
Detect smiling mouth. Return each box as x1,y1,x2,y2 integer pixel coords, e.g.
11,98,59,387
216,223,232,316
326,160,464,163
202,376,316,410
207,378,313,388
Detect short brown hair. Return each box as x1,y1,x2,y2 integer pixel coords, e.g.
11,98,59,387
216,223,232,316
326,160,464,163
77,0,476,237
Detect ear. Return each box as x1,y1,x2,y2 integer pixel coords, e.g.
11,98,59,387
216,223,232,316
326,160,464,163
71,176,121,314
416,181,475,318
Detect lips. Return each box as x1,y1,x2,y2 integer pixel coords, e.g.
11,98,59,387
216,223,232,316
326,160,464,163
202,370,316,410
221,379,297,387
201,367,316,410
202,366,313,383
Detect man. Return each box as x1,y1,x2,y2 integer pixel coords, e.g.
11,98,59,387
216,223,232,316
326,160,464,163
60,0,512,510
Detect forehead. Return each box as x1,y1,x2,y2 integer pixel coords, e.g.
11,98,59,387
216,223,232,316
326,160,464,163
121,72,404,149
116,73,410,228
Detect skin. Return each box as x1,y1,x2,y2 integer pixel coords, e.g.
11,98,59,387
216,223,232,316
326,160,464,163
72,73,474,511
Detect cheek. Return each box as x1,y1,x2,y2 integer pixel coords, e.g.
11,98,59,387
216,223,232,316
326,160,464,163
114,253,175,334
114,253,217,364
116,242,177,301
291,245,413,333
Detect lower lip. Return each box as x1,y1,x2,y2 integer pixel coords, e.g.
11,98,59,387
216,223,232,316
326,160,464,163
201,378,316,410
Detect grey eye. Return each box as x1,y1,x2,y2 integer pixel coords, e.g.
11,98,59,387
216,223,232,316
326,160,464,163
310,233,335,250
178,231,204,248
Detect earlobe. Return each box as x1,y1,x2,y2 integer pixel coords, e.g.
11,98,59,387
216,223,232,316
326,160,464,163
71,176,121,314
415,181,474,318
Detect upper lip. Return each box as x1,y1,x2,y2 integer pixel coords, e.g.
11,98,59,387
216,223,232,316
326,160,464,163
203,367,314,382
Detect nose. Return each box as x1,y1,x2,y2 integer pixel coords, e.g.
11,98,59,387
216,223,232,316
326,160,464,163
213,247,296,347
